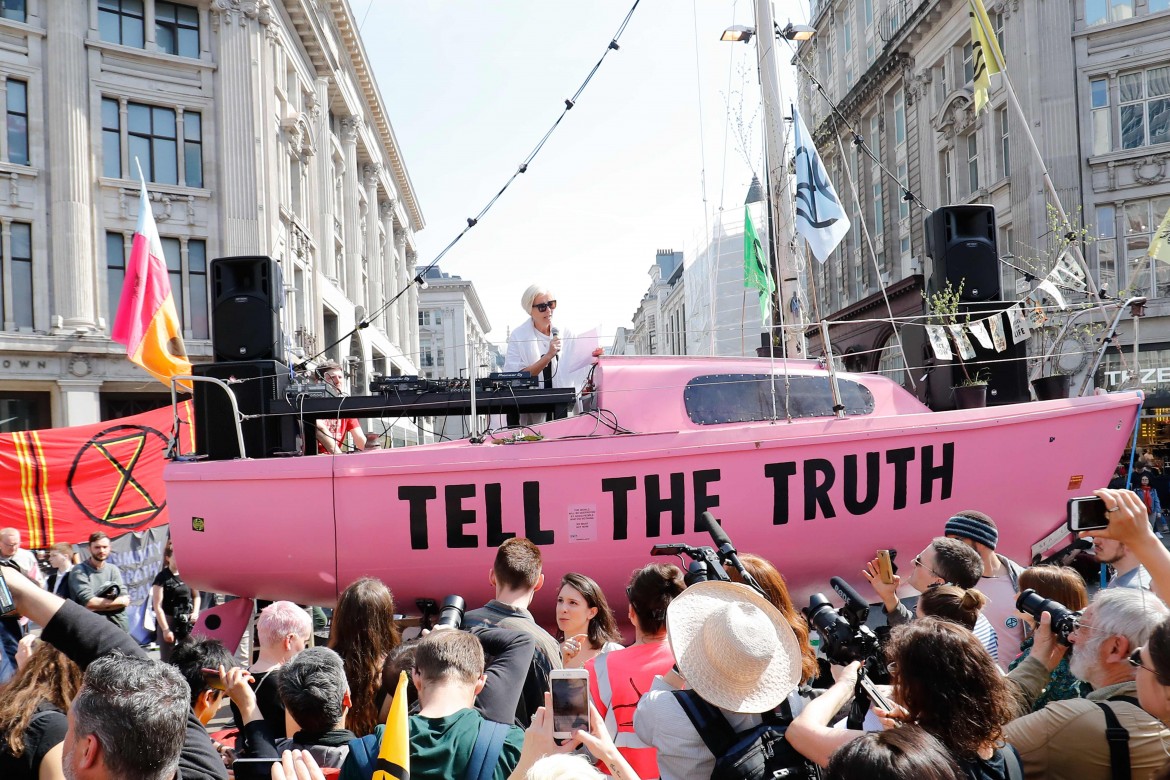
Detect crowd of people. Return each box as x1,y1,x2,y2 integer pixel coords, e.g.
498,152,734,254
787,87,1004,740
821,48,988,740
8,485,1170,779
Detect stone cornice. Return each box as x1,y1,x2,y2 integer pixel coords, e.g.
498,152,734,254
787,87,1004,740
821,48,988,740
812,51,910,145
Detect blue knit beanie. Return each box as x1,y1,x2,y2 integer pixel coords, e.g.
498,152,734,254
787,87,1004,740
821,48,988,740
944,513,998,550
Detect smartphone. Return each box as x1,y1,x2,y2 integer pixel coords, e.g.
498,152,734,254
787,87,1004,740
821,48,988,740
876,550,896,584
859,675,896,713
550,668,590,739
1067,496,1110,533
200,667,227,691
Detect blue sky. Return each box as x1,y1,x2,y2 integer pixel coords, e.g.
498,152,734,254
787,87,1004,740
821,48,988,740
359,1,806,343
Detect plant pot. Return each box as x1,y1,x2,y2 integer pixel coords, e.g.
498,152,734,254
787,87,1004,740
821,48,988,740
1031,375,1071,401
953,384,988,409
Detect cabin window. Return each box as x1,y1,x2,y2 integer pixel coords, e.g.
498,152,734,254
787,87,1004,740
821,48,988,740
683,374,875,425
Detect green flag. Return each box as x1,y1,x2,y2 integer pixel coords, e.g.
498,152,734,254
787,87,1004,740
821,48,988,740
744,205,774,325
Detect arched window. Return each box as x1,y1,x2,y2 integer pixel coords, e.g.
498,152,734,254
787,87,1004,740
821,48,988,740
876,331,905,386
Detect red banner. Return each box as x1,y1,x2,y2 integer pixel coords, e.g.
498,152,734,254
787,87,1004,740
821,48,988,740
0,403,193,546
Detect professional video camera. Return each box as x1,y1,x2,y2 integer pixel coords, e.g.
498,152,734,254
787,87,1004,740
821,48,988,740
415,594,466,631
649,512,767,598
804,578,883,673
1016,588,1081,645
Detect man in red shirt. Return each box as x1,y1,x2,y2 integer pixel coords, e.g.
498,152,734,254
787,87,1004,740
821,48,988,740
314,361,367,454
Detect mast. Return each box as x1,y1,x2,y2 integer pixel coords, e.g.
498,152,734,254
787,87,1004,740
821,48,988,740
752,0,805,358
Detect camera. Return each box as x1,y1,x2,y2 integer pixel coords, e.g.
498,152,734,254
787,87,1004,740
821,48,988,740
804,577,884,679
435,595,465,630
1015,588,1081,646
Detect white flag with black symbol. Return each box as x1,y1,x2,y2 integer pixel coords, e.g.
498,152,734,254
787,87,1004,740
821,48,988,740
927,325,953,361
1006,305,1030,343
792,104,850,263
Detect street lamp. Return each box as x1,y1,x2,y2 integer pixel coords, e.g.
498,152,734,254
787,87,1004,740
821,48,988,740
720,25,754,43
780,22,816,41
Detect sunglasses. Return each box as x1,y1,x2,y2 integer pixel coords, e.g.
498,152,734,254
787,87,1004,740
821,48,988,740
913,555,941,579
532,300,557,313
1129,647,1167,684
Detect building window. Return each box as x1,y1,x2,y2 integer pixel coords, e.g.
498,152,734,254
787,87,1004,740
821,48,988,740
155,1,199,58
998,108,1010,178
963,42,975,85
1153,0,1170,11
994,12,1006,56
98,0,145,48
897,162,909,220
0,1,25,22
3,221,32,328
1085,0,1134,25
967,133,979,193
1120,65,1170,150
106,232,125,327
1123,198,1170,298
894,89,906,146
102,97,203,185
187,239,208,339
6,78,27,165
1096,205,1117,295
940,150,953,203
419,310,430,327
1091,78,1111,155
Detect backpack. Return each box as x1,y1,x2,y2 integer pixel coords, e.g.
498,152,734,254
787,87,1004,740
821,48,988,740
672,689,821,780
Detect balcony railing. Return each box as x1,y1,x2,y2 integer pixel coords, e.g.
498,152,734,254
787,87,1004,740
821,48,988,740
877,0,929,42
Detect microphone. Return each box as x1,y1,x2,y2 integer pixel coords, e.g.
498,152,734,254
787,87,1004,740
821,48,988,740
551,326,559,339
699,511,734,553
829,576,869,609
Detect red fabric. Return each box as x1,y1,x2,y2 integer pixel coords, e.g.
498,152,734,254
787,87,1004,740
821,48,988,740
1143,487,1155,514
0,403,192,546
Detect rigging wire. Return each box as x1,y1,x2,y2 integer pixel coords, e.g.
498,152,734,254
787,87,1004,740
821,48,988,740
299,0,645,369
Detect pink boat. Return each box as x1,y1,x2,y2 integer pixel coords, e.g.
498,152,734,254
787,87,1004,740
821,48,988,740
167,355,1141,621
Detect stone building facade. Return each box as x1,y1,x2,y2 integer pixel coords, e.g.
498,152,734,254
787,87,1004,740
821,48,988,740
0,0,425,442
797,0,1170,418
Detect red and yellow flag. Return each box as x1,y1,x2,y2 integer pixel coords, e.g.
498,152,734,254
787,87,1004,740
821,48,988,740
111,177,192,389
373,671,410,780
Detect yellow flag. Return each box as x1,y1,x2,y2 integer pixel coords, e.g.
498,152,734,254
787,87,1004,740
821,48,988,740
373,671,410,780
969,0,1005,113
1151,204,1170,264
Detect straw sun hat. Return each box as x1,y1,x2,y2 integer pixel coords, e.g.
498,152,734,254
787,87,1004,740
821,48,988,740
666,580,802,714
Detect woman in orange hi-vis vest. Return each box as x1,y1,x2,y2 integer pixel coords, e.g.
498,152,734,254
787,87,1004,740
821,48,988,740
586,564,685,779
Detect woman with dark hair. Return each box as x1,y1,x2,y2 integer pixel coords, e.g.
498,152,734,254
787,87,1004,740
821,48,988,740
826,726,964,780
788,617,1020,779
916,584,986,631
1141,618,1170,780
1006,565,1089,710
0,641,83,780
151,538,199,663
327,577,401,738
586,563,685,779
556,572,623,668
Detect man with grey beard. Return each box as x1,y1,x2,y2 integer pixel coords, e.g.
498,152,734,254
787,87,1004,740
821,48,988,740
1002,588,1170,779
0,562,226,780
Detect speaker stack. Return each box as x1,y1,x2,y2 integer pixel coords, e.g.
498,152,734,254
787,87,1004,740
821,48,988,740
192,256,296,459
921,205,1028,409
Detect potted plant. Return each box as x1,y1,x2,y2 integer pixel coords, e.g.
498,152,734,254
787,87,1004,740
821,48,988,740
925,280,989,408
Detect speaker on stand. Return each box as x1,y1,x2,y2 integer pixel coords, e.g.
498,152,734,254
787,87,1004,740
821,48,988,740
210,256,284,363
192,360,296,460
920,205,1028,408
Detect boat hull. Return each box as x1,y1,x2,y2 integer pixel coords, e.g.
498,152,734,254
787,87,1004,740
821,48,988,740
167,390,1141,622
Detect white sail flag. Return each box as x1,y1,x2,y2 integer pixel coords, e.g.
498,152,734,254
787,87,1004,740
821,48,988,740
988,313,1008,352
1006,305,1030,343
1036,279,1067,310
948,324,977,360
926,325,953,360
792,104,850,263
967,319,993,350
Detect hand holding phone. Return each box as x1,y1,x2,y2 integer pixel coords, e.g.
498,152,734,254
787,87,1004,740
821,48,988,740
1067,496,1110,533
550,668,590,739
876,550,897,584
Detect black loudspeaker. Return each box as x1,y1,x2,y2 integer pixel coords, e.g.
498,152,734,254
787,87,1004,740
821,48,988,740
192,360,297,460
904,300,1029,410
211,256,283,362
925,205,1000,302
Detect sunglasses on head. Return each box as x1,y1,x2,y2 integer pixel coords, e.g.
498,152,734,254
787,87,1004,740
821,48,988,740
532,300,557,313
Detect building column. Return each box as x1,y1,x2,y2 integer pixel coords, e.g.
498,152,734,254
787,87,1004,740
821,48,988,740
58,380,102,426
340,116,362,304
209,1,271,255
395,227,408,352
406,252,419,367
312,77,335,283
380,199,399,344
363,165,381,324
45,2,96,331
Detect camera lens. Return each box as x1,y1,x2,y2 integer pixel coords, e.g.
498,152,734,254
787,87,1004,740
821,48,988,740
436,595,465,630
1015,588,1079,645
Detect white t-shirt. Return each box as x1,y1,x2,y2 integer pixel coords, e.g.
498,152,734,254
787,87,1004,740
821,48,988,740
0,548,41,586
978,572,1025,671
